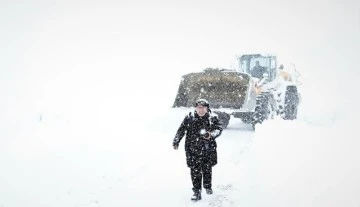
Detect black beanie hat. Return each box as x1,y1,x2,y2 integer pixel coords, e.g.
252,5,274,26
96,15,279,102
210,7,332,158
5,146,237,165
195,99,210,108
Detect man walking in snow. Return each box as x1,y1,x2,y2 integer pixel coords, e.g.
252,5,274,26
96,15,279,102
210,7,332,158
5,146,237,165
173,99,223,201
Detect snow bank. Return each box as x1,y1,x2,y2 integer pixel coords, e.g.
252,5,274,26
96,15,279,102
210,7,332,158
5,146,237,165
251,118,360,207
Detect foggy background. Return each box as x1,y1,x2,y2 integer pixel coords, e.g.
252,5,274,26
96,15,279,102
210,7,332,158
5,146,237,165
1,0,359,133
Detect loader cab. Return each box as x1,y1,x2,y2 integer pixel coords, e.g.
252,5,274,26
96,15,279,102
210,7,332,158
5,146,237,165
238,54,277,81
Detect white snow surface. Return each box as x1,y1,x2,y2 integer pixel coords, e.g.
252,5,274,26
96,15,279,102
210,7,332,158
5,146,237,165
1,101,359,207
1,0,360,206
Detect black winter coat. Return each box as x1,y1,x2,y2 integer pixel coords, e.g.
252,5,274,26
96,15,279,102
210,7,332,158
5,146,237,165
173,111,223,168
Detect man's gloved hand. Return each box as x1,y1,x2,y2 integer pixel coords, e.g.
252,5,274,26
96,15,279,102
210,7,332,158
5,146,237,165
200,129,211,140
202,132,211,140
173,143,179,150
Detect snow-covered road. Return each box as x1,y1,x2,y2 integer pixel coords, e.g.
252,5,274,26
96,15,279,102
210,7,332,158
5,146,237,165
1,107,359,207
0,108,256,207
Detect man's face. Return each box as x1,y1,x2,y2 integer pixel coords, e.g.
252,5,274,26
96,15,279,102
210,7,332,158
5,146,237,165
195,105,208,117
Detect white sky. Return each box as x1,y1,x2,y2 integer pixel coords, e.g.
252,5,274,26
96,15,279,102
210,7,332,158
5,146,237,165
1,0,359,117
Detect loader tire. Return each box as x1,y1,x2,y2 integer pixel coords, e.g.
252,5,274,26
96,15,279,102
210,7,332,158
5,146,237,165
251,92,273,127
240,113,253,124
213,111,230,129
283,86,299,120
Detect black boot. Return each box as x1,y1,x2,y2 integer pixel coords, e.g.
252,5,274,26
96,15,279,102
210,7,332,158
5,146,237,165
191,188,202,201
205,188,213,195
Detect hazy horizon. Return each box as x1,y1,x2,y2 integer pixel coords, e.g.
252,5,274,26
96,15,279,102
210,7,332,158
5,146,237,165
1,0,359,116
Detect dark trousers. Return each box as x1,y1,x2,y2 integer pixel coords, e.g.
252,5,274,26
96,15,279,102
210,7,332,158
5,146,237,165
190,156,212,191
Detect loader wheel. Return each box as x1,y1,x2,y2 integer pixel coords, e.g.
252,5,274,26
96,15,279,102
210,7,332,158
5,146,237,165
240,113,253,124
251,92,274,127
213,111,230,129
284,86,299,120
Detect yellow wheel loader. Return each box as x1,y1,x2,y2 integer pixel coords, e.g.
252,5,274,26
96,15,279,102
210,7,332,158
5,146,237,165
172,54,300,129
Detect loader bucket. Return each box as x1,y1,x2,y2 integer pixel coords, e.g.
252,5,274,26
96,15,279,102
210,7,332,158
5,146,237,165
172,68,250,109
